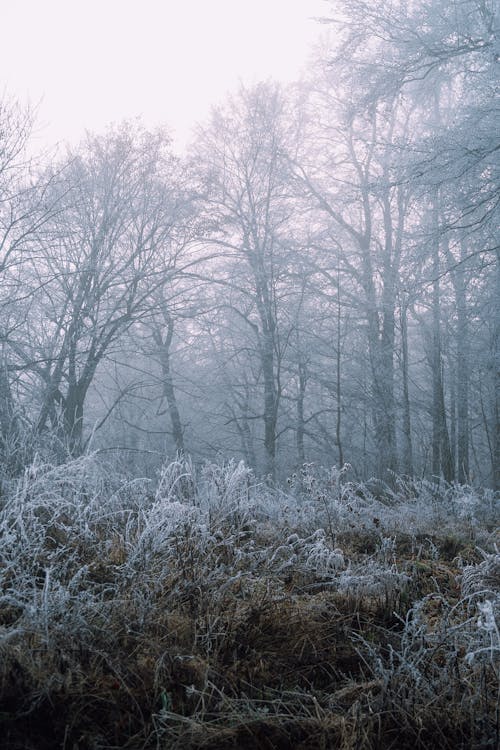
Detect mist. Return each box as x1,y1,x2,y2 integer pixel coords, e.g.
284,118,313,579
0,2,499,748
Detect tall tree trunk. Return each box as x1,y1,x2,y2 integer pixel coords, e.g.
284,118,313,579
0,356,14,444
431,289,454,482
455,247,470,483
450,359,457,474
154,318,185,455
336,274,344,468
0,353,20,473
239,415,257,469
493,251,500,492
230,382,257,469
361,236,397,481
431,213,441,478
400,297,414,477
161,352,185,455
430,189,454,482
368,317,398,479
296,358,306,466
254,269,279,481
262,331,278,480
444,237,470,483
380,296,398,478
63,381,89,457
439,364,454,482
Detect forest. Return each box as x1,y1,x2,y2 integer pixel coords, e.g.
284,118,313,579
0,1,498,748
0,0,497,488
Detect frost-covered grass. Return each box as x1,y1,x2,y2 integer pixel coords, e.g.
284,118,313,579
0,456,498,749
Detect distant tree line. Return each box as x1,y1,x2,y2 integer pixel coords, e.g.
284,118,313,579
0,0,498,488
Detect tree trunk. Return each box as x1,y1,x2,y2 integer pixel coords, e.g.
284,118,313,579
361,237,397,481
493,251,500,492
456,258,470,483
160,350,184,455
262,333,278,480
430,188,454,482
296,358,306,466
254,267,279,481
431,301,454,483
444,237,470,483
400,298,414,477
0,353,20,473
450,359,457,474
63,381,89,457
336,266,344,468
239,415,257,469
153,317,185,455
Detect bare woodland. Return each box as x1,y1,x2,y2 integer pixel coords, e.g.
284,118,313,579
0,2,499,748
0,1,498,489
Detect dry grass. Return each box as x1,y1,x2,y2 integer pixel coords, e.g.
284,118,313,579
0,457,498,748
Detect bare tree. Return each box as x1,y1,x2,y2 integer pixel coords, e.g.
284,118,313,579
11,123,185,456
313,0,499,486
192,83,297,479
0,95,64,469
291,81,416,480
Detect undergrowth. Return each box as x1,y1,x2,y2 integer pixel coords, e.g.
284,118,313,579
0,456,498,749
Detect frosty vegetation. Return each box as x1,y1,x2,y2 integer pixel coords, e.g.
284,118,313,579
0,0,498,747
0,454,499,748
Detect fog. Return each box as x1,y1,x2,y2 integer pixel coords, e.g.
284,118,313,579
0,4,499,747
2,0,325,150
0,0,498,488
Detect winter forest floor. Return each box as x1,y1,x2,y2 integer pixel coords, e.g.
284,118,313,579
0,456,499,749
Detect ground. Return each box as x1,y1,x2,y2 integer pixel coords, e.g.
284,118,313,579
0,457,498,748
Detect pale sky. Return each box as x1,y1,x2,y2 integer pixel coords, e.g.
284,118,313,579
1,0,327,152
